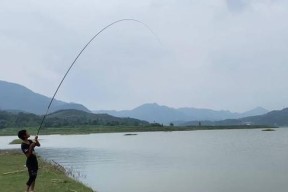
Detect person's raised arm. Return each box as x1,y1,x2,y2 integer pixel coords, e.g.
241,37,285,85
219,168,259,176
34,135,40,147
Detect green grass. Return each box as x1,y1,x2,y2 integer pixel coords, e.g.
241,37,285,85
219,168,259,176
0,150,95,192
0,127,38,136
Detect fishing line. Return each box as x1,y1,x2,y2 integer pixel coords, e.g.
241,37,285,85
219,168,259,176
37,19,160,135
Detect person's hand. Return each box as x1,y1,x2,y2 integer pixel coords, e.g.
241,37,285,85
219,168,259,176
34,135,40,147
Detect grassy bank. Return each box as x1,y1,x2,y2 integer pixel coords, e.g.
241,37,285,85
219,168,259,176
0,125,277,136
0,150,95,192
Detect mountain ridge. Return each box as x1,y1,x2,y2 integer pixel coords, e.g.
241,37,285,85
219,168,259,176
181,108,288,127
0,80,90,114
94,103,269,124
0,80,273,125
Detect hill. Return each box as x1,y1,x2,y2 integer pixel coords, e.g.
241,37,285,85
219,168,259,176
240,108,288,127
181,108,288,127
0,109,149,128
0,80,90,114
94,103,269,124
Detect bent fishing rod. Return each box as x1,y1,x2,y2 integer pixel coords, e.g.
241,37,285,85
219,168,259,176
36,19,160,136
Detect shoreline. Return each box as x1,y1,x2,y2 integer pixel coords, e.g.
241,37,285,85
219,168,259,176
0,125,279,137
1,126,280,148
0,149,95,192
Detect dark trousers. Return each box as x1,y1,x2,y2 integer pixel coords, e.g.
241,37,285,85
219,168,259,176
26,168,38,186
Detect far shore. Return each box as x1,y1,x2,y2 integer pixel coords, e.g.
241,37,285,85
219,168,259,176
0,125,278,137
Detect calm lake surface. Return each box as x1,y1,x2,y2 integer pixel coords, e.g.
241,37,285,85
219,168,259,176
2,128,288,192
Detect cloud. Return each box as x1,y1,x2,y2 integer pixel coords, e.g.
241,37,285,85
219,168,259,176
1,0,288,112
226,0,249,12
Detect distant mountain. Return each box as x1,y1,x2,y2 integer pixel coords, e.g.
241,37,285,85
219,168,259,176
96,103,185,124
240,108,288,126
0,80,90,114
94,103,269,124
240,107,269,117
0,80,271,124
181,108,288,127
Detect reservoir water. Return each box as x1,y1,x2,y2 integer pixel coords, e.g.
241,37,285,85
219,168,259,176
2,128,288,192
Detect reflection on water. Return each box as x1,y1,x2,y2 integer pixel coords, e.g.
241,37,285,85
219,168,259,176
9,129,288,192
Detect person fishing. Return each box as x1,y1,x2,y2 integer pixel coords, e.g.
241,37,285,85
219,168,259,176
16,19,158,192
18,130,41,192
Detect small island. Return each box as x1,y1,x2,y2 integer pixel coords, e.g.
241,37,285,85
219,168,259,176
262,128,276,131
124,133,138,136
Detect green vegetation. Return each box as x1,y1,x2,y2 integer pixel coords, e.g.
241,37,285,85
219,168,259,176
0,111,40,128
0,150,95,192
0,109,148,129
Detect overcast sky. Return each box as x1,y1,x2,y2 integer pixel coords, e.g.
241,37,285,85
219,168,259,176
1,0,288,112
